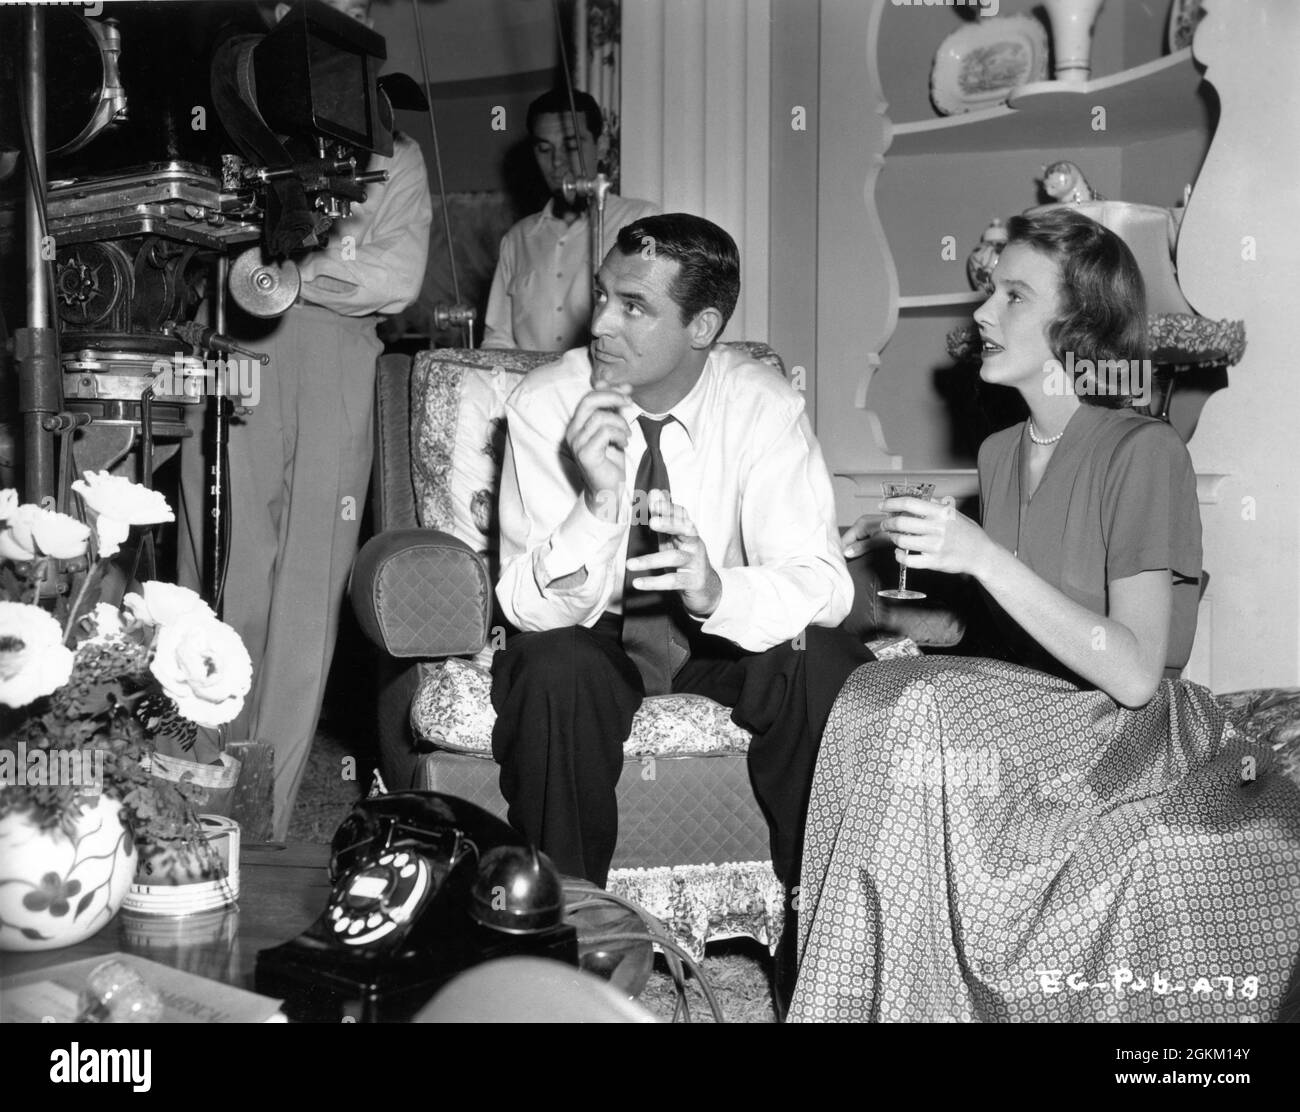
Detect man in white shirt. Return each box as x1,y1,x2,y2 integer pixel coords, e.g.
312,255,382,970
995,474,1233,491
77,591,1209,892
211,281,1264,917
493,214,874,891
179,0,432,841
481,88,657,351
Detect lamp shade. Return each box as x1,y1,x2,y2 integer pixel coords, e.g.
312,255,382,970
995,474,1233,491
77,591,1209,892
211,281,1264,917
1028,200,1196,318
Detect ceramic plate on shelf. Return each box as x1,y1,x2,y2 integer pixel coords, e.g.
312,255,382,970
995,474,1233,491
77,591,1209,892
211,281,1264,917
930,14,1049,116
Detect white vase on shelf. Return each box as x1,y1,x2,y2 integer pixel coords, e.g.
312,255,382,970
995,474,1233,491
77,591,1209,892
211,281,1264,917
1043,0,1106,84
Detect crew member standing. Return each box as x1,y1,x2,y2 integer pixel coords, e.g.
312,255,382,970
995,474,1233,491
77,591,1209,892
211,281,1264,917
180,0,432,840
482,88,656,351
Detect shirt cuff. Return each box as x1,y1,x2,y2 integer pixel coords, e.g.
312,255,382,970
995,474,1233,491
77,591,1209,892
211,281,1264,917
537,494,627,590
698,566,748,638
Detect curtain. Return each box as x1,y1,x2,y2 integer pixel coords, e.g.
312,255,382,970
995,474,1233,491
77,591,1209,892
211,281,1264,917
579,0,622,193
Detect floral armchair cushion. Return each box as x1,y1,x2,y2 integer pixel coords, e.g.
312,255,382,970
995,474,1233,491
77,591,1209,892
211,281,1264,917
408,637,922,760
410,658,753,758
410,349,556,556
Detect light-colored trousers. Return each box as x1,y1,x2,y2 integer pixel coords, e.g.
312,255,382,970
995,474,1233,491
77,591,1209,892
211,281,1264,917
179,303,381,840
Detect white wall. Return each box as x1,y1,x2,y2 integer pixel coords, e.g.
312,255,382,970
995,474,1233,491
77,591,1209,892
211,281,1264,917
375,0,558,82
620,0,771,343
1177,0,1300,692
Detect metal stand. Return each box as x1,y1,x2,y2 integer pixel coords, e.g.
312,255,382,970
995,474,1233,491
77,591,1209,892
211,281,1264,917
561,171,611,285
16,6,60,507
208,256,231,614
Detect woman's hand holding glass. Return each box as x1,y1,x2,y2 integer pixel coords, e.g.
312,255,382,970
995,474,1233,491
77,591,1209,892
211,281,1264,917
880,493,994,582
878,481,936,599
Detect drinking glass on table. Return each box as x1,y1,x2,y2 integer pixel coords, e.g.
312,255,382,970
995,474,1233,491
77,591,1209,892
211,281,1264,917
879,480,936,600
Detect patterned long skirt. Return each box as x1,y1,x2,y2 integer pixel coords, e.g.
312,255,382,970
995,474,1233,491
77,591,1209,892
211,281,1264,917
789,657,1300,1023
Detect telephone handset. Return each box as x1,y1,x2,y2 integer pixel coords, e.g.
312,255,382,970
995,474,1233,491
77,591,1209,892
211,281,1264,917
256,791,578,1022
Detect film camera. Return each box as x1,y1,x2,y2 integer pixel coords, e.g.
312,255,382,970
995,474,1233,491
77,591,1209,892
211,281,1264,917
0,0,417,499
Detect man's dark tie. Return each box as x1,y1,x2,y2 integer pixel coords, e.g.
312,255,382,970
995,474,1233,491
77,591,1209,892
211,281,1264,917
621,415,690,696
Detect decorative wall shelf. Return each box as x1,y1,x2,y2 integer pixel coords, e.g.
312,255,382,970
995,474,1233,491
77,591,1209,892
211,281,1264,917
830,2,1220,524
889,50,1208,157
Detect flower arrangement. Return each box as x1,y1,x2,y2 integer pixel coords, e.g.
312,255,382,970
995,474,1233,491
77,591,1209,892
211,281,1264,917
0,474,253,886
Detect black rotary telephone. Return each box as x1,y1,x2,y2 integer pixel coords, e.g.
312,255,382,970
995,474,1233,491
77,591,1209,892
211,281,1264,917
256,792,578,1022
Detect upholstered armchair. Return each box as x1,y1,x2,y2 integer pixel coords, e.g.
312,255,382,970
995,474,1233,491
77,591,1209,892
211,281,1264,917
349,345,799,957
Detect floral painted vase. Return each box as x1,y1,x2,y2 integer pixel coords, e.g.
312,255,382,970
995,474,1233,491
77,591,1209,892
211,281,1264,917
0,794,137,951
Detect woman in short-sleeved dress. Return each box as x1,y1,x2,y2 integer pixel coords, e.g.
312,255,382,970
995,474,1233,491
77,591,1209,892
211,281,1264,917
790,210,1300,1023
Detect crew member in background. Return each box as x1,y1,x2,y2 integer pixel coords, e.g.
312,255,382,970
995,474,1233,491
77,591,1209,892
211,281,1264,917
179,0,432,840
482,88,657,351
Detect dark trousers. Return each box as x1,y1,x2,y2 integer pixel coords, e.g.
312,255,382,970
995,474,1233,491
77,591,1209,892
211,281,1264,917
490,614,874,887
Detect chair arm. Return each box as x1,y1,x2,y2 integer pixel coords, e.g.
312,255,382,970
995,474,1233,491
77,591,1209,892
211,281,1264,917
350,528,492,658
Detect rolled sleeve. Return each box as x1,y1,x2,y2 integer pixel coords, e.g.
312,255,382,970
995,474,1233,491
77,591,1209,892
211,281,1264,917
495,402,625,630
537,493,626,589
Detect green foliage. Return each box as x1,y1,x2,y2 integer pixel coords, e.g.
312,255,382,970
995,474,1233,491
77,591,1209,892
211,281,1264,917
1,627,206,855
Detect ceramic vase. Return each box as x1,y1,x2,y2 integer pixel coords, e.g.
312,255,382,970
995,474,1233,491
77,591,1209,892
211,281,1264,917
0,793,136,951
1043,0,1106,84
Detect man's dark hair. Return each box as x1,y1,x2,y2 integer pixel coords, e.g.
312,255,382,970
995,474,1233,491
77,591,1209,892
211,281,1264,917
615,214,741,333
526,88,604,141
1005,208,1149,409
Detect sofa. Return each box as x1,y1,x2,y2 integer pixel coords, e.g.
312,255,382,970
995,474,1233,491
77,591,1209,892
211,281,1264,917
348,345,1300,963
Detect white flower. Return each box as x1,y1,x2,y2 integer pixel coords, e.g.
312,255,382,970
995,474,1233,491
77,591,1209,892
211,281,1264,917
30,508,91,560
88,515,130,559
123,581,214,628
71,471,174,558
149,613,252,728
0,601,75,708
87,602,126,640
0,503,91,561
0,503,40,561
71,471,174,525
0,489,18,523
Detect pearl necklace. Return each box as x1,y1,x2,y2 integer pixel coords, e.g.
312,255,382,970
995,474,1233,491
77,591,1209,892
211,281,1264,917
1027,418,1065,446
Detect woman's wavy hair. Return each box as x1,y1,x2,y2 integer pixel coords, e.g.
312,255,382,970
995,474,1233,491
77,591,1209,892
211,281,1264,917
1005,208,1149,408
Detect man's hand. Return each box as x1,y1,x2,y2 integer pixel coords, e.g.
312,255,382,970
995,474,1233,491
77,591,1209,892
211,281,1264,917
840,514,877,560
625,492,723,617
565,383,634,520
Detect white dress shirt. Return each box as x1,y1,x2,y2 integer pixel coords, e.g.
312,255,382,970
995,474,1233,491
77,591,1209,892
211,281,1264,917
296,134,432,317
496,345,853,652
481,194,659,351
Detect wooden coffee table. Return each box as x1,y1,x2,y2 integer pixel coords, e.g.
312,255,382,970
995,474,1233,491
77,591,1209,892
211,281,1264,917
0,843,333,993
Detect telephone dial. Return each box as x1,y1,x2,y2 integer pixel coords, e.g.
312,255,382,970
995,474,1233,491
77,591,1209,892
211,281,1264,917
256,792,578,1022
